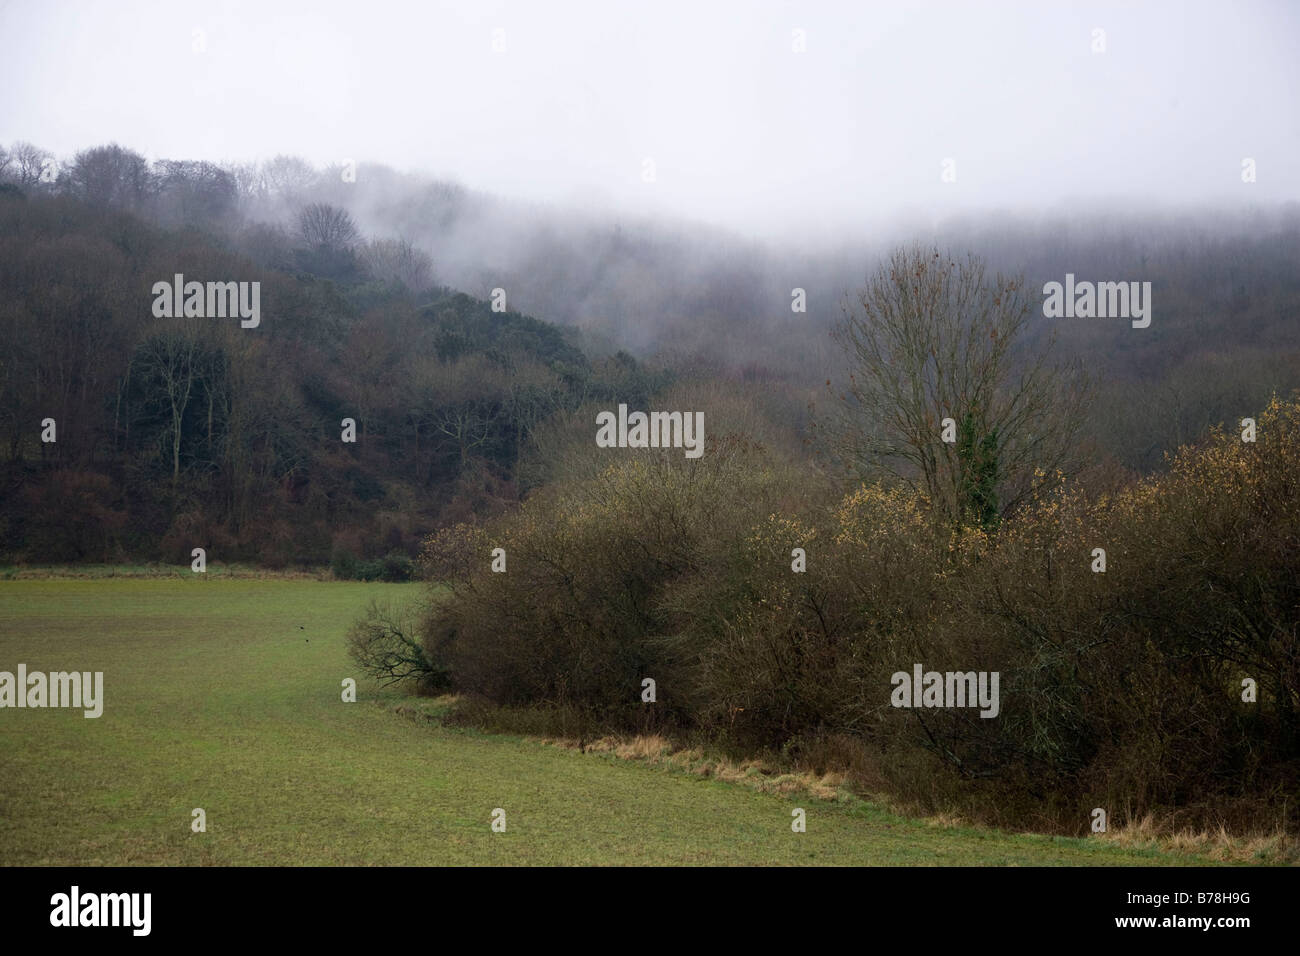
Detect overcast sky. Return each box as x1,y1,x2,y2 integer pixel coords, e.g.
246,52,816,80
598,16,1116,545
1,0,1296,238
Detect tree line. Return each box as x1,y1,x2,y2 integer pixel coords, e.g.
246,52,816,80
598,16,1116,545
0,160,670,566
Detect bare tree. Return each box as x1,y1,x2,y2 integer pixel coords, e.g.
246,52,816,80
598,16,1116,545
261,154,318,202
296,202,360,251
828,245,1090,525
153,159,237,226
432,401,501,470
63,144,153,209
346,599,441,688
139,319,202,488
360,237,434,291
7,141,52,187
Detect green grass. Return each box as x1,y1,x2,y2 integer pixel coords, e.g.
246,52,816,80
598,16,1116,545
0,578,1224,865
0,562,330,580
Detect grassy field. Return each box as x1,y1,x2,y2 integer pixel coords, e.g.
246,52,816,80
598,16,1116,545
0,578,1228,865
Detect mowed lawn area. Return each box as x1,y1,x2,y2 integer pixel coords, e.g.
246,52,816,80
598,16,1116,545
0,578,1216,866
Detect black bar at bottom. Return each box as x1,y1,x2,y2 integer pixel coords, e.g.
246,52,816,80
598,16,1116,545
0,865,1286,943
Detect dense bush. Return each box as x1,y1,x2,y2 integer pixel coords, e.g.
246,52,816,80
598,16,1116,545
959,397,1300,807
418,438,825,732
381,397,1300,832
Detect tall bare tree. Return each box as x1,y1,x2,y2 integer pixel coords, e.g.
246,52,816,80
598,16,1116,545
139,319,202,488
360,237,434,292
828,245,1090,525
261,154,318,203
296,202,359,251
6,141,51,188
153,159,237,226
63,144,153,210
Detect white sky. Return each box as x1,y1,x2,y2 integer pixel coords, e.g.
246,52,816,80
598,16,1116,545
1,0,1296,238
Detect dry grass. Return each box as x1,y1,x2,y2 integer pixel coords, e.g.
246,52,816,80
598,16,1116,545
536,732,1300,864
542,733,855,803
1091,814,1298,865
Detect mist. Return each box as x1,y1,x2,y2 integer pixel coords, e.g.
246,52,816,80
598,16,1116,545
2,0,1297,242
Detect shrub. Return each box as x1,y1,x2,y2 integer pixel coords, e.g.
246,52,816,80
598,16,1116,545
332,548,416,582
330,545,359,580
347,599,448,694
419,438,829,730
377,550,416,582
351,398,1300,833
